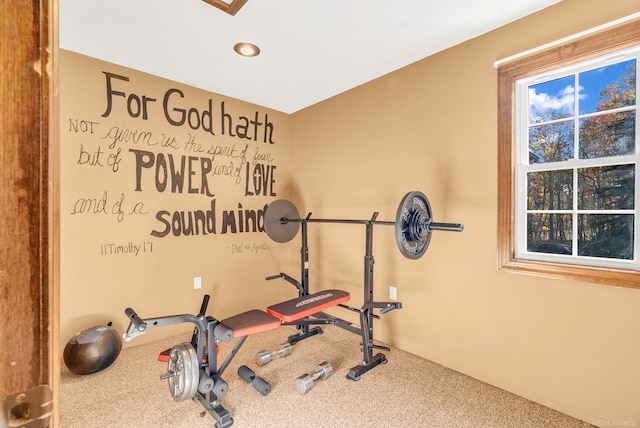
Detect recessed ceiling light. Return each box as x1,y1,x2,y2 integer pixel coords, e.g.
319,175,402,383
234,42,260,57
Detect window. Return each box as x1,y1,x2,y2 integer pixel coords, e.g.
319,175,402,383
497,20,640,289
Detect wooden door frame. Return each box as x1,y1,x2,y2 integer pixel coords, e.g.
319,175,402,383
0,0,59,426
50,0,61,424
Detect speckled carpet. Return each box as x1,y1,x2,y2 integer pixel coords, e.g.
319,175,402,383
60,325,590,427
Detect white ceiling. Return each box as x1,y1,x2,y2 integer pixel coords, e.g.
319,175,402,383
59,0,561,114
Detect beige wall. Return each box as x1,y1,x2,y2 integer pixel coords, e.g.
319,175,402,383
59,50,296,348
289,0,640,426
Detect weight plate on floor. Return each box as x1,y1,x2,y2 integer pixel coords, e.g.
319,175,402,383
167,343,199,401
395,191,433,259
264,199,300,243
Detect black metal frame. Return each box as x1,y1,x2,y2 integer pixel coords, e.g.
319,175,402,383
123,297,242,428
265,211,402,380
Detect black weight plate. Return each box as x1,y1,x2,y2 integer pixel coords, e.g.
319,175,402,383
264,199,300,243
395,191,432,259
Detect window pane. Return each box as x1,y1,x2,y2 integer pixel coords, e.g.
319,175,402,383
528,76,575,123
578,164,635,210
528,170,573,210
528,121,574,163
578,214,634,259
579,111,635,159
578,59,636,115
527,213,572,254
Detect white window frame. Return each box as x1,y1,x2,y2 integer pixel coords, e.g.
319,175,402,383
497,19,640,289
514,47,639,271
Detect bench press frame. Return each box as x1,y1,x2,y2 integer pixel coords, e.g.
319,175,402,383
265,211,402,380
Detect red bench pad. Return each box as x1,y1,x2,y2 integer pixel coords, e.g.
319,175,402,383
220,310,282,338
266,289,350,322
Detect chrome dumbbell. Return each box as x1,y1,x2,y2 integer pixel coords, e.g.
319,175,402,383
255,343,292,366
294,361,333,394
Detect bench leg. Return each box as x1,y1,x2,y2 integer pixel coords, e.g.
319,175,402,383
197,394,234,428
346,353,387,381
287,326,323,345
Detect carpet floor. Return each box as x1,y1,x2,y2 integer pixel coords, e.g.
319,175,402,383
61,325,591,427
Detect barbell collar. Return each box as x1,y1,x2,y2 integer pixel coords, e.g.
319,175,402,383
429,222,464,232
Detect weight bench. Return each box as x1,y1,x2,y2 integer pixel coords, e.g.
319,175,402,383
123,289,350,428
218,289,350,338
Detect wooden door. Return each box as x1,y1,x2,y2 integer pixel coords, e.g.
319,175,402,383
1,1,57,427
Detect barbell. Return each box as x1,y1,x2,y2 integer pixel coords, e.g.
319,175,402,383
263,191,463,259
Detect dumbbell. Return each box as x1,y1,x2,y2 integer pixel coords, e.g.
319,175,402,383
238,365,272,396
294,361,333,394
255,343,292,366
